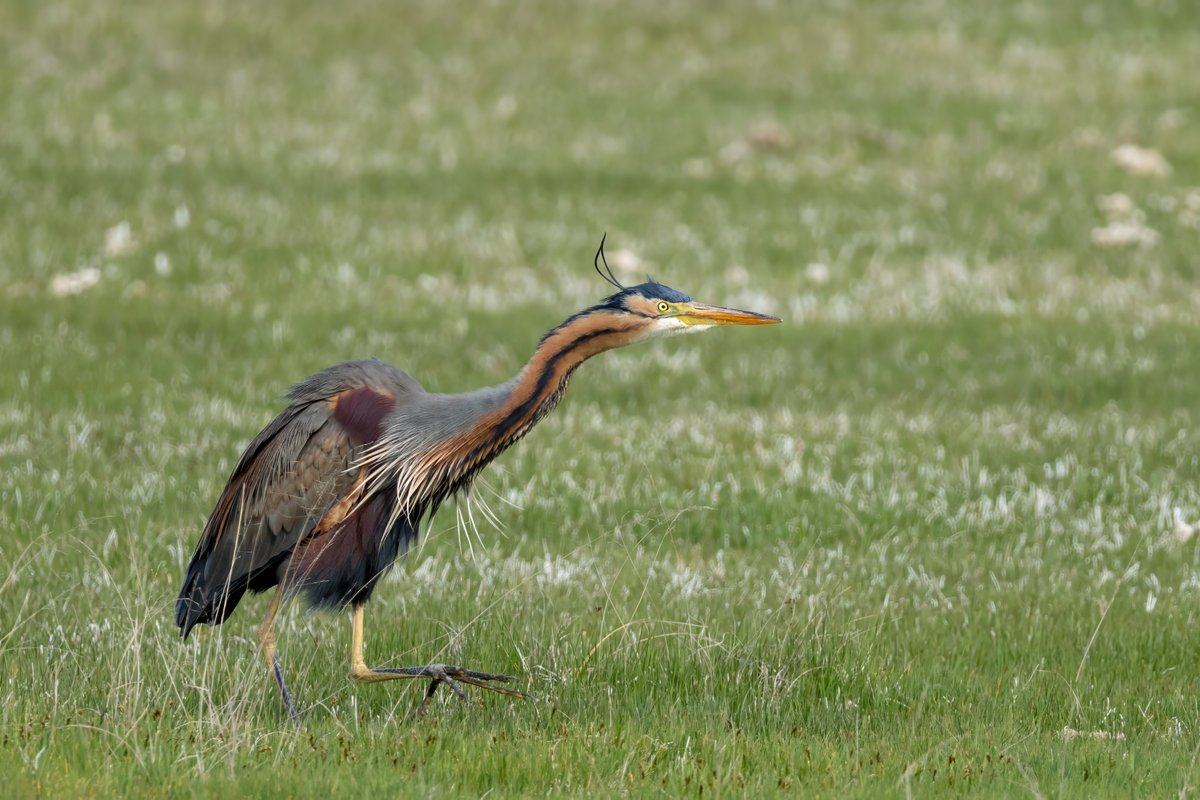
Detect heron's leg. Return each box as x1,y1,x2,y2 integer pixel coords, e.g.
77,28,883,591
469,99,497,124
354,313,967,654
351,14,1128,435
349,604,527,716
259,587,300,724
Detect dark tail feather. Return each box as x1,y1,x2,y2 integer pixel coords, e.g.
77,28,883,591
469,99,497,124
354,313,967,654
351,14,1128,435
175,557,248,639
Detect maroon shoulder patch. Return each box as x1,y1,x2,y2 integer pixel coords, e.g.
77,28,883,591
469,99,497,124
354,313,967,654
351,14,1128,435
332,387,395,445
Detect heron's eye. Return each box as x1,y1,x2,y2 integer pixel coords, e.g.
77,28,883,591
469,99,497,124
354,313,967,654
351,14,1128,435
657,301,670,314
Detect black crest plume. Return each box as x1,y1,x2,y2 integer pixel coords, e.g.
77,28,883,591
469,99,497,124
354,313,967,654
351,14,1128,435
594,232,625,291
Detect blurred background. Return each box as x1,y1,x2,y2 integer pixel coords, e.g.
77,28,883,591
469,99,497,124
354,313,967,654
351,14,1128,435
2,0,1199,795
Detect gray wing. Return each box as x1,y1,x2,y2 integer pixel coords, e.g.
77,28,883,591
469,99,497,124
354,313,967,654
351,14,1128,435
175,359,421,636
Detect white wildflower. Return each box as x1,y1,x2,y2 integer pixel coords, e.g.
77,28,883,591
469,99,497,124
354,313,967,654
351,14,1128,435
49,267,101,297
805,262,831,284
105,221,134,256
494,96,518,120
1172,508,1196,544
719,139,752,164
1097,193,1134,219
607,248,647,279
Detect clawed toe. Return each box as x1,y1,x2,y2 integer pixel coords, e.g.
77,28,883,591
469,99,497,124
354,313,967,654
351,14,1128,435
442,666,525,696
409,664,529,717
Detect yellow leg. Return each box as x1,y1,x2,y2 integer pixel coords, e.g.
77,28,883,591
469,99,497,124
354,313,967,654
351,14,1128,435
258,587,283,668
350,602,381,681
348,604,527,715
258,587,300,724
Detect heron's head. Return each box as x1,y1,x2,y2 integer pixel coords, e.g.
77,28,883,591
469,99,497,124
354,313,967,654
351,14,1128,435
600,280,780,341
590,235,780,341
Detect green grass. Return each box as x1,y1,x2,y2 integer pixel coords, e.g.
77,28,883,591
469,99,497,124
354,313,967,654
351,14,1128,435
3,0,1200,795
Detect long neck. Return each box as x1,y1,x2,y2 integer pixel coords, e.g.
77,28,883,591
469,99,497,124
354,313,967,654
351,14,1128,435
466,307,643,460
366,307,644,519
418,308,642,493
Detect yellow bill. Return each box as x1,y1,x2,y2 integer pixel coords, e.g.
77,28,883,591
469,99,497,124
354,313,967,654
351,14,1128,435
677,302,781,327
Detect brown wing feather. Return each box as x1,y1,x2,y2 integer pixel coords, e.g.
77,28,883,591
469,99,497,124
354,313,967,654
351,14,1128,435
176,368,403,637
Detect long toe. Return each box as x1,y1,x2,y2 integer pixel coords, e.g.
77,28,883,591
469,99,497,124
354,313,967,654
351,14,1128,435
432,669,468,701
451,667,520,683
445,668,529,699
368,663,529,715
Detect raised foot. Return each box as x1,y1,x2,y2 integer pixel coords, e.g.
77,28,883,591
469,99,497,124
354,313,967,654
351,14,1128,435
360,663,528,717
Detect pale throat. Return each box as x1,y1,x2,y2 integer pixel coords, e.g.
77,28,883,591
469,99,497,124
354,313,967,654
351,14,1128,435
637,316,714,340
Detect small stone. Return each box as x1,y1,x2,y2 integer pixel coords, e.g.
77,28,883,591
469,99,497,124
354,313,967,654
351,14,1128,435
1091,221,1158,247
1112,144,1171,177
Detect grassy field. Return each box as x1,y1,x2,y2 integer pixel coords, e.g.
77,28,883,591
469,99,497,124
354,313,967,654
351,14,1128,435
3,0,1200,795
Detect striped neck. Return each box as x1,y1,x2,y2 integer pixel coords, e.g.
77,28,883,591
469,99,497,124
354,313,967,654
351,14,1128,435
361,307,651,524
492,308,644,443
431,307,646,488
